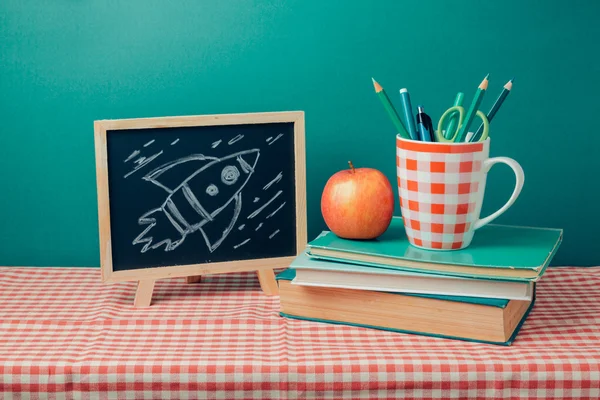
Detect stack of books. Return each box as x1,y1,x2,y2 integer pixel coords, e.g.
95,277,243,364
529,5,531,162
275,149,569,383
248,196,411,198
277,216,563,345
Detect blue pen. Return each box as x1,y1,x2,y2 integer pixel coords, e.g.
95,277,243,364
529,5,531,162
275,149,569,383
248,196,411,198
416,106,434,142
399,88,418,140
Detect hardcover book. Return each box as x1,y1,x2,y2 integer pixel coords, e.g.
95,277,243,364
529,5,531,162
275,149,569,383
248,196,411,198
277,268,535,345
307,217,563,282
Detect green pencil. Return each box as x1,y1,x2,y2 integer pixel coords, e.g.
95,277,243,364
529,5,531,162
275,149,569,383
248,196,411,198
372,78,410,139
471,78,513,142
455,74,489,142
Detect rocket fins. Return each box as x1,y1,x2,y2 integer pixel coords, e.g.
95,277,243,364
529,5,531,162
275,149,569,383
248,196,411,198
143,154,218,193
199,193,242,253
133,207,188,253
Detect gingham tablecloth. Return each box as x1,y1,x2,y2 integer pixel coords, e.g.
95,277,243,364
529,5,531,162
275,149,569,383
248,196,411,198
1,266,599,399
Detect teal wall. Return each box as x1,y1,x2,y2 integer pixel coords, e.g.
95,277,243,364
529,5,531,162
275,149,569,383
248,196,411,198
1,1,598,267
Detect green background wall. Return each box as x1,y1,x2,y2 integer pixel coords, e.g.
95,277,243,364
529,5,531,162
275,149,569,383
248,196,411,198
1,1,598,267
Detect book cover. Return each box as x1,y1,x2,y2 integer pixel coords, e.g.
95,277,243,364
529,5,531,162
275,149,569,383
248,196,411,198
277,269,536,346
307,216,562,282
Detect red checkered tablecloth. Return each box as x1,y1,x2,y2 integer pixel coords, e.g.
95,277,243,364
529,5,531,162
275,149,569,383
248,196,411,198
1,266,599,399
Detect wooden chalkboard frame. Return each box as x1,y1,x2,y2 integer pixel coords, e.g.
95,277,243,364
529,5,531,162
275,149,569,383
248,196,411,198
94,111,306,305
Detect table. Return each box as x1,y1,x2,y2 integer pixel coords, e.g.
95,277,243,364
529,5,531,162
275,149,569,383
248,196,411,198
1,266,599,399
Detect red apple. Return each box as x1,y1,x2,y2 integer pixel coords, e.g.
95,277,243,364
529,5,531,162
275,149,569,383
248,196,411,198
321,161,394,240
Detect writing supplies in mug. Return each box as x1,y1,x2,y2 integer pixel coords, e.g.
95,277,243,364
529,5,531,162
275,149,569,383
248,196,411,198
371,74,513,144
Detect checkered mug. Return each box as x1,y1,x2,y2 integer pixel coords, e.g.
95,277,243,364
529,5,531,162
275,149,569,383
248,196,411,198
396,136,524,250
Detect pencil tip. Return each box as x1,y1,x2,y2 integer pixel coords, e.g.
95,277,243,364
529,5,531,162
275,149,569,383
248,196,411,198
480,75,490,90
372,78,382,92
510,77,514,82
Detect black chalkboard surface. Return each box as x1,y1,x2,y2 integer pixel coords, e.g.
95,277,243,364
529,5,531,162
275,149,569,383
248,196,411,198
107,122,297,271
94,112,306,292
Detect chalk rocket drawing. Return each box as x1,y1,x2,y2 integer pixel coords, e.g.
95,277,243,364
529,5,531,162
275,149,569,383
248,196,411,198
133,149,260,253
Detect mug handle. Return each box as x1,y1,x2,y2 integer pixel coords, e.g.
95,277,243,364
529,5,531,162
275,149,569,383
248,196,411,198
473,157,525,230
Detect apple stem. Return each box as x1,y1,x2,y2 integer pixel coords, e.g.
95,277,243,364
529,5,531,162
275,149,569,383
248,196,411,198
348,161,355,173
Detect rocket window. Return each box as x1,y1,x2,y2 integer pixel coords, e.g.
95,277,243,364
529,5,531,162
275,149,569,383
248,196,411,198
221,166,240,185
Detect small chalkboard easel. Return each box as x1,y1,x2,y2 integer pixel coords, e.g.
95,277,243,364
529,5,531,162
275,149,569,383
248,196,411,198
94,111,307,306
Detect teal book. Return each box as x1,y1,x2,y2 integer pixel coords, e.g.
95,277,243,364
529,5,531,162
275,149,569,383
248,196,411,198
277,269,536,346
307,216,563,282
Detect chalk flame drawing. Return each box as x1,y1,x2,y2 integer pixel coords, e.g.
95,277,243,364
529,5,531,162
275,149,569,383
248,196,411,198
132,149,260,253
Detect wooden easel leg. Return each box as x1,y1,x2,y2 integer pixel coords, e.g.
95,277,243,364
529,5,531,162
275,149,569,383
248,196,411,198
134,280,156,307
186,276,203,283
256,269,278,296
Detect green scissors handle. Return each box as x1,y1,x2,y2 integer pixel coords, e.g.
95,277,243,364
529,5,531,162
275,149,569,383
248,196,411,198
435,106,490,142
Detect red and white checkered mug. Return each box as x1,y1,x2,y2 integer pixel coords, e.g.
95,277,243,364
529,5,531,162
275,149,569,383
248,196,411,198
396,136,524,250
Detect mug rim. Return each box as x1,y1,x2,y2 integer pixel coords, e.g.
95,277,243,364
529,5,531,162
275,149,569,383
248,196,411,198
396,134,491,146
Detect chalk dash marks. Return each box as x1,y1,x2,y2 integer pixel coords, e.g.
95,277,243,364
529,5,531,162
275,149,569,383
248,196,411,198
228,134,244,145
124,151,163,178
124,150,140,163
211,140,222,148
170,138,180,145
269,229,280,239
247,190,283,219
266,133,283,145
263,172,283,190
233,238,251,249
266,202,286,219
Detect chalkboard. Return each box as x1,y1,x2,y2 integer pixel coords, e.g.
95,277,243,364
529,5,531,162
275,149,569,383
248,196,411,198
94,112,306,283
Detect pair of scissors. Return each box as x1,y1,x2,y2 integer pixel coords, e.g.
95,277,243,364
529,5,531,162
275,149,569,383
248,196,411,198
434,105,489,143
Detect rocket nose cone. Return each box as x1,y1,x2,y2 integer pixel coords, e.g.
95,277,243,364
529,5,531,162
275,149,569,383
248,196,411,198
237,150,260,174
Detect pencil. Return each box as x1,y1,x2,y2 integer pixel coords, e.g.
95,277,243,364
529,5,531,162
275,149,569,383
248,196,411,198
455,74,489,142
372,78,410,139
471,78,513,142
